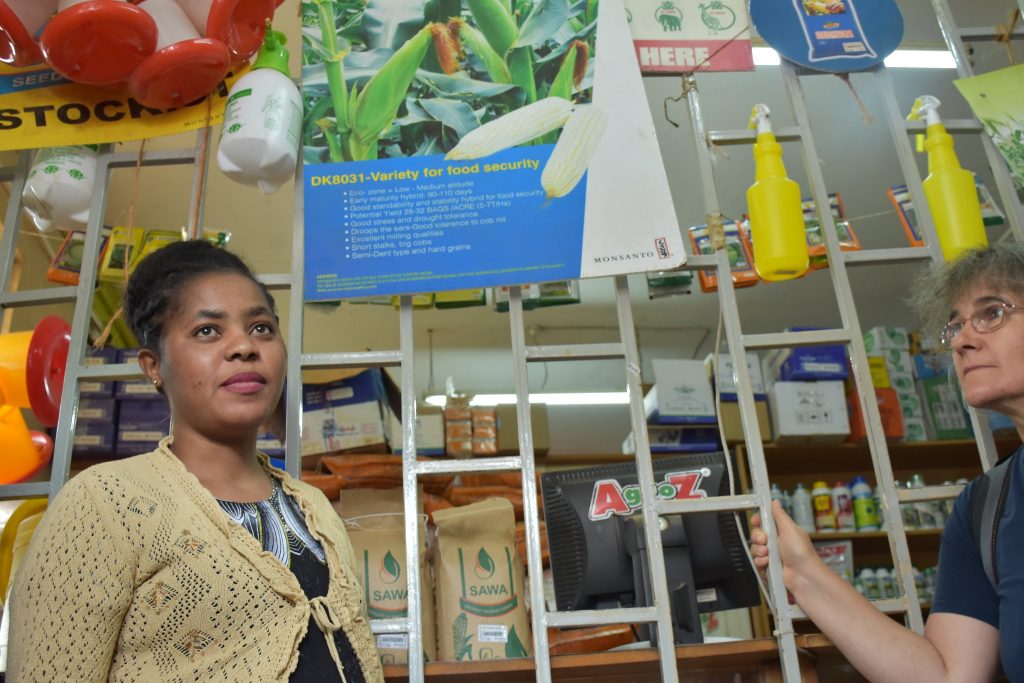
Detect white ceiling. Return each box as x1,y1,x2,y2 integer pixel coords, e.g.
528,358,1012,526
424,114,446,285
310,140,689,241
8,0,1022,454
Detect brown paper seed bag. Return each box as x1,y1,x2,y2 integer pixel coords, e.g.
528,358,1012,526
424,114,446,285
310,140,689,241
432,497,532,662
345,512,437,665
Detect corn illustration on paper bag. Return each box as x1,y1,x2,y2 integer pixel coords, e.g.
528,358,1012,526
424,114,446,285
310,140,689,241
433,497,532,661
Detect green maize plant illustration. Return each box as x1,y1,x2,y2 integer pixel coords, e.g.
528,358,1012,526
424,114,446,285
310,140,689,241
301,0,599,162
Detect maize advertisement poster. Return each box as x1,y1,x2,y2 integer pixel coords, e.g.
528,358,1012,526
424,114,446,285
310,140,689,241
623,0,754,73
302,0,684,301
955,64,1024,197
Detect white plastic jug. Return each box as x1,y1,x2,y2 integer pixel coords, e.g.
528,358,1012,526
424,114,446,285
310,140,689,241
217,28,300,194
21,145,98,232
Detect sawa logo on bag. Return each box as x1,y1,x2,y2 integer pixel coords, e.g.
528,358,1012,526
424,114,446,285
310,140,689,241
588,468,711,520
473,548,496,580
379,550,402,585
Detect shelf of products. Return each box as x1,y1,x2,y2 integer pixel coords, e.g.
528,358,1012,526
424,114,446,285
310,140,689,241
382,635,829,682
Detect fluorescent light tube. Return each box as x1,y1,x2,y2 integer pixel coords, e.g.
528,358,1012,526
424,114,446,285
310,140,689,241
751,46,955,69
424,392,630,407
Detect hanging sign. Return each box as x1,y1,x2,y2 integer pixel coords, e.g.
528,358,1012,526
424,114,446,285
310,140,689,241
954,64,1024,194
302,0,684,301
624,0,754,73
0,63,246,151
749,0,903,73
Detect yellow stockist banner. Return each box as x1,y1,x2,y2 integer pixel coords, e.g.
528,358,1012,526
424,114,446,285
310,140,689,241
0,63,250,151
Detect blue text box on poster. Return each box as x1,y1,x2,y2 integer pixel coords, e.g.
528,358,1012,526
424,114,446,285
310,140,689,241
304,146,586,300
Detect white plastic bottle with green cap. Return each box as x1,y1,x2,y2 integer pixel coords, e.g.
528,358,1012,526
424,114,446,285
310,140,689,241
217,27,301,194
22,145,98,232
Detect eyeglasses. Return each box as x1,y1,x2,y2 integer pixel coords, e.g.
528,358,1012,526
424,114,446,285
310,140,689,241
941,301,1024,347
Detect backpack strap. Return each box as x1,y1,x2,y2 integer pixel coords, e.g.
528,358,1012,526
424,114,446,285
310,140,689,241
970,452,1016,592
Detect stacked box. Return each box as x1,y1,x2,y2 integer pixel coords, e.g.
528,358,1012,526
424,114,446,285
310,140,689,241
81,347,118,397
863,327,922,438
770,381,849,443
622,426,720,454
444,404,472,457
116,399,170,456
471,407,497,455
918,376,972,440
389,405,445,456
705,352,766,401
73,397,118,456
495,405,549,455
301,369,394,457
644,359,716,425
763,329,848,382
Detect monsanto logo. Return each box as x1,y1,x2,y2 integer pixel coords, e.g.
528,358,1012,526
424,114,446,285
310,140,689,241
379,550,401,585
474,547,496,580
588,468,711,520
655,237,670,259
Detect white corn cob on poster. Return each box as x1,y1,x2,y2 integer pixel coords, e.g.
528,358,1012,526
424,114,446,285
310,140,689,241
302,0,685,301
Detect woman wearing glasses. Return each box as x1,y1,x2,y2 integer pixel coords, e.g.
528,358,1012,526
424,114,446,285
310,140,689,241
750,244,1023,682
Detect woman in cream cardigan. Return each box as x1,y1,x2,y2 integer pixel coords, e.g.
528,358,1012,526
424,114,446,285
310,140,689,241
8,240,382,682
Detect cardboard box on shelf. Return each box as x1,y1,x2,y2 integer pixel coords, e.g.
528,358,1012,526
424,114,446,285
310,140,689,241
81,347,119,397
763,332,848,382
705,352,766,401
895,390,924,419
389,405,445,456
919,377,972,440
902,417,928,442
866,356,890,389
472,407,498,455
770,381,849,443
74,421,117,456
621,425,720,454
717,400,772,443
257,432,285,458
878,350,913,376
301,368,400,457
863,326,910,353
644,359,716,425
77,398,117,423
912,353,952,380
846,387,904,443
496,404,549,455
116,399,170,456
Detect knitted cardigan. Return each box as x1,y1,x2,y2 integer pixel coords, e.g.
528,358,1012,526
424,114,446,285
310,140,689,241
7,437,383,683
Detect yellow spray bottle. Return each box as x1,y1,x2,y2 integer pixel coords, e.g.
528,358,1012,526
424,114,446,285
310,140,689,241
746,104,808,281
908,96,987,261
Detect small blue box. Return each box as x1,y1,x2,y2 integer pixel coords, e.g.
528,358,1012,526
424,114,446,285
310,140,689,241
769,328,848,381
116,400,170,456
912,353,952,380
80,347,118,397
73,421,116,456
115,348,162,400
648,426,720,453
77,398,117,423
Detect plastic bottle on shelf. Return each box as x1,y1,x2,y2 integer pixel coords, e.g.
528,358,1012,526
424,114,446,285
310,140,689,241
858,567,881,600
876,567,898,599
908,96,988,261
790,482,816,533
910,473,944,529
770,482,786,512
939,480,956,521
851,476,880,531
811,481,836,532
917,569,933,606
831,480,855,532
895,480,919,530
782,488,793,517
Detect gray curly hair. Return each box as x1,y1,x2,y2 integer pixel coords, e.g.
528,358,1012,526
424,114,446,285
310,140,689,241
911,242,1024,341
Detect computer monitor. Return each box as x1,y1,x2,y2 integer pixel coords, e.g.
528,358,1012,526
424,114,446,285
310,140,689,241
541,452,761,645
